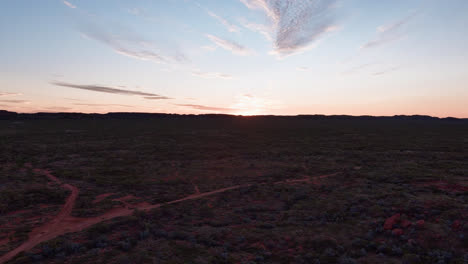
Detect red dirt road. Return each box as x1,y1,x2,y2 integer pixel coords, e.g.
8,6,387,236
0,170,79,264
0,169,339,264
92,193,115,204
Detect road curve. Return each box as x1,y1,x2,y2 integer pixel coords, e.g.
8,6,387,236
0,169,338,264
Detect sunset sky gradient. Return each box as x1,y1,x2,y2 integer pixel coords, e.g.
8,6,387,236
1,0,467,117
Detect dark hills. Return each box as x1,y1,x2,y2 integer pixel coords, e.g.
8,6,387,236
0,109,466,121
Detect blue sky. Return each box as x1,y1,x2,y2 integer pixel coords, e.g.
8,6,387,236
0,0,467,117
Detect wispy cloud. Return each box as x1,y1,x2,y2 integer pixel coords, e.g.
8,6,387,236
206,34,254,56
52,81,169,98
42,106,74,112
0,99,30,104
240,0,338,57
144,96,172,100
239,19,273,41
176,104,238,112
191,70,233,79
64,98,84,101
74,103,135,108
80,23,188,64
63,1,76,9
207,11,240,33
0,92,22,97
361,12,417,49
342,62,377,75
373,66,401,76
126,7,159,22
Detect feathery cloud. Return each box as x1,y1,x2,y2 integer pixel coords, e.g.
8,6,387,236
0,92,22,97
361,13,417,49
144,96,172,100
74,103,135,108
207,11,241,33
191,70,233,79
126,7,160,22
41,106,74,112
80,23,188,64
176,104,238,112
342,62,377,75
0,99,30,104
239,19,273,41
240,0,338,57
373,66,401,76
206,34,254,56
52,82,169,98
63,1,76,9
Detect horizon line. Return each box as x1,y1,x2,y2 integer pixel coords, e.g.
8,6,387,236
1,109,466,120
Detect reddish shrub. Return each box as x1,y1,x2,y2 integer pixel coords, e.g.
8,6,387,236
416,220,425,228
392,229,404,236
401,219,412,228
384,213,401,230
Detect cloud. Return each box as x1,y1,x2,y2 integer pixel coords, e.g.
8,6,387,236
144,96,172,100
240,0,338,57
0,99,30,104
42,106,74,112
80,23,188,64
239,19,273,41
63,1,76,9
373,66,401,76
207,11,240,33
64,98,84,101
191,71,233,79
0,92,22,97
113,47,169,63
176,104,238,112
206,34,254,56
74,103,135,108
342,62,377,75
361,12,417,49
126,7,159,22
52,81,168,97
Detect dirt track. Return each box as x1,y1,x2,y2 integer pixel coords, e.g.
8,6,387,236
0,169,338,264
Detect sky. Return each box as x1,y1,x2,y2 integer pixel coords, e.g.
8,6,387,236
0,0,467,117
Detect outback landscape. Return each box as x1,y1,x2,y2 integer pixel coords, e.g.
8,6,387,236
0,112,467,263
2,0,468,263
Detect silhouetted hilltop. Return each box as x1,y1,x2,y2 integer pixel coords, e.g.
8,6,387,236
0,110,466,121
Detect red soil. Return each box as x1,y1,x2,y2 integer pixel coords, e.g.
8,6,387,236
92,193,115,204
113,195,139,202
6,209,31,216
0,168,339,264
